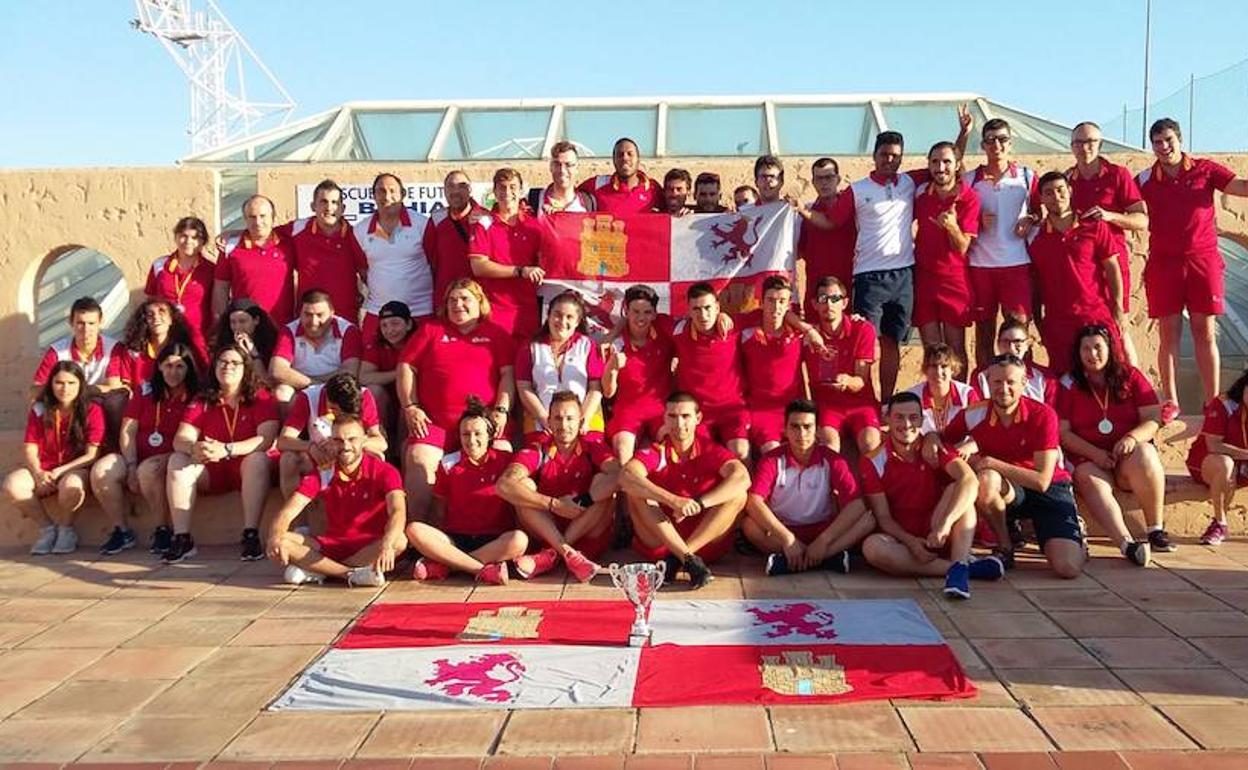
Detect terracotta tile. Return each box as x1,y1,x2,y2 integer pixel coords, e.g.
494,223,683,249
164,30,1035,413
342,761,412,770
895,668,1016,708
764,755,838,770
907,754,985,769
498,709,634,755
1022,590,1123,611
79,714,254,761
552,757,626,770
72,645,217,680
70,597,188,622
220,713,379,760
409,760,480,770
935,588,1035,613
972,639,1102,669
173,596,285,619
1049,751,1130,770
1112,667,1248,704
624,758,693,770
948,612,1065,639
898,707,1054,752
262,589,378,619
832,753,909,769
1030,705,1196,750
1148,611,1248,637
1045,610,1172,638
0,647,107,680
122,616,251,647
1081,638,1214,669
17,678,171,719
1117,590,1230,612
693,758,766,770
769,703,913,752
270,763,344,770
187,645,323,679
976,754,1056,769
0,679,59,718
27,575,123,600
355,711,505,757
1211,589,1248,611
997,669,1141,707
140,676,284,716
1114,751,1206,770
1190,637,1248,668
945,639,987,669
0,622,50,648
0,597,95,622
635,706,771,753
481,759,552,770
0,715,123,761
227,618,349,647
18,618,151,649
1158,703,1248,748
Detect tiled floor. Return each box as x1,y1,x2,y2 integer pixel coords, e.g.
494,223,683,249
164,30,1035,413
0,537,1245,766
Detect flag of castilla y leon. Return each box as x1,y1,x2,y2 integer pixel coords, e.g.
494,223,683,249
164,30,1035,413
273,599,975,711
535,201,797,327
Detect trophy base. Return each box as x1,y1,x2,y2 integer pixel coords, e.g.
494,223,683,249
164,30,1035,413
628,632,651,647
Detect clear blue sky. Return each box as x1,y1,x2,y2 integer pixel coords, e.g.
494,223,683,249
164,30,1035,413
1,0,1244,167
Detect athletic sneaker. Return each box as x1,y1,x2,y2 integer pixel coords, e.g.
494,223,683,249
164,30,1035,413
663,554,682,581
515,548,559,580
476,562,509,586
161,533,197,563
346,566,386,588
99,527,136,556
967,555,1006,581
29,525,57,556
412,558,449,581
765,553,791,577
149,525,172,555
684,554,714,589
1159,399,1181,425
283,565,324,585
1147,529,1177,552
563,548,600,583
1124,540,1151,567
822,550,851,574
1007,518,1027,551
1200,519,1229,546
50,526,78,555
992,548,1016,571
240,528,263,561
943,561,971,600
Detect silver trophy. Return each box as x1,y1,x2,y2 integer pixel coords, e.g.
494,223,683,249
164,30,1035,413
608,561,667,647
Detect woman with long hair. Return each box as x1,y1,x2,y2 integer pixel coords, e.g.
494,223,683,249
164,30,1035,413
164,342,279,563
515,290,605,441
1057,324,1168,566
3,362,105,555
211,297,280,387
90,343,200,556
145,216,216,353
1186,367,1248,546
109,299,199,390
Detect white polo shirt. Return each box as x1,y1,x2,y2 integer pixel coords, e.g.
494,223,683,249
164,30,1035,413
354,208,434,317
275,316,362,379
964,163,1036,268
848,171,921,274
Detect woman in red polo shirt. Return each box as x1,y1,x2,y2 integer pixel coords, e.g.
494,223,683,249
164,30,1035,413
90,342,200,558
210,298,280,387
360,300,415,450
1186,367,1248,546
145,216,216,353
516,290,605,441
3,362,105,556
164,342,279,563
109,299,200,391
1057,324,1167,566
405,399,527,585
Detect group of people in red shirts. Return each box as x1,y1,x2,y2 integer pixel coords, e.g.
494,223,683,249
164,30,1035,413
4,112,1244,598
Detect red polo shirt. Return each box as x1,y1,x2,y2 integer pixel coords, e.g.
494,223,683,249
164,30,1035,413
145,253,215,344
1055,367,1157,460
277,218,368,322
798,195,857,309
123,386,191,462
215,231,297,324
467,209,542,337
739,325,804,410
399,318,515,429
515,434,615,498
802,315,877,408
606,327,675,410
362,341,402,374
1137,154,1236,262
433,448,516,536
1027,217,1118,319
942,396,1071,485
183,389,279,443
427,200,488,307
297,453,401,541
576,172,663,215
913,180,980,282
1187,396,1248,472
24,402,106,471
635,434,735,509
670,318,745,411
861,442,960,538
1067,159,1142,256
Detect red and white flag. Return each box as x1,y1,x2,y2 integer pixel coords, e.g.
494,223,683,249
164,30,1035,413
273,599,974,711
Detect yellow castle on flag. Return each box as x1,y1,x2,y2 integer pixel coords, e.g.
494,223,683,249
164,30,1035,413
578,215,630,277
760,650,852,696
458,606,543,642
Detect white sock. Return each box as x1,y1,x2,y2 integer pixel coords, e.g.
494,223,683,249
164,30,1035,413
1148,524,1163,533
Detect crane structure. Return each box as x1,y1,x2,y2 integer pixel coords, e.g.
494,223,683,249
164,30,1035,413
132,0,296,154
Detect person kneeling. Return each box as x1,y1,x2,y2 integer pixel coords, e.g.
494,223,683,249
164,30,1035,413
406,399,528,585
861,392,1004,599
745,399,875,576
496,391,619,583
265,415,406,587
619,391,749,588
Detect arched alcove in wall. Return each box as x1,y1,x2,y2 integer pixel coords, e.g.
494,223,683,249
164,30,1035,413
32,245,129,348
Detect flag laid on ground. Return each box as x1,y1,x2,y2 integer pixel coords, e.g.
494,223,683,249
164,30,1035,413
273,599,974,711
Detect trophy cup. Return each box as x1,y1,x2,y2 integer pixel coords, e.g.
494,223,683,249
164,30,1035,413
608,561,667,647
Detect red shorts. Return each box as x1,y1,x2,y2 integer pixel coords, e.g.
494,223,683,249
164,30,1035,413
747,406,786,447
203,457,244,495
816,400,880,438
969,265,1032,322
1187,460,1248,489
1144,255,1225,318
1040,314,1118,375
787,519,831,545
315,532,381,563
406,421,458,451
913,271,972,328
606,401,665,441
698,404,750,442
632,513,734,564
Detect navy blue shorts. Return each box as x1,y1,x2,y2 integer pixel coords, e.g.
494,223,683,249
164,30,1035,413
853,267,913,342
1006,481,1084,547
449,532,502,554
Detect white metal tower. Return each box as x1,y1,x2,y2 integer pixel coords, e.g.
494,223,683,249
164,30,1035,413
132,0,296,154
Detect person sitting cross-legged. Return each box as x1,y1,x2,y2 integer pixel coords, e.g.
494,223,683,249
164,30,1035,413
745,399,876,576
265,414,407,587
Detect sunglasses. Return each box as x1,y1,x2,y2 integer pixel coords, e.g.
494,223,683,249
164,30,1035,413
815,294,846,304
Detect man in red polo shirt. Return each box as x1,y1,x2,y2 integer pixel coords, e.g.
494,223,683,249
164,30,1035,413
741,276,806,453
577,137,662,215
746,399,874,576
798,158,857,316
468,168,544,337
1138,117,1248,406
662,168,693,216
802,276,881,456
265,415,406,587
427,170,487,305
1029,172,1124,374
671,282,750,460
214,195,297,324
620,391,750,588
277,179,369,323
861,391,1003,599
270,289,363,403
495,391,619,582
940,355,1085,577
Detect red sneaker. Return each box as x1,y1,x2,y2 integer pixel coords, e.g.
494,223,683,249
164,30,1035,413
476,562,509,585
1160,399,1180,425
515,548,559,579
563,548,601,583
412,558,450,581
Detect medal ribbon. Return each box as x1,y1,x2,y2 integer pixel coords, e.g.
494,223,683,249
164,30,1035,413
222,400,241,441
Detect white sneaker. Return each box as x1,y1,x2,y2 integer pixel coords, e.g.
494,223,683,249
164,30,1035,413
346,566,385,588
50,526,78,554
30,526,57,555
283,565,325,585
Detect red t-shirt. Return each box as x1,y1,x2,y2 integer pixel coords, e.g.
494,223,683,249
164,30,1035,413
576,173,662,215
467,210,542,337
606,327,675,410
432,448,515,536
514,434,615,498
296,453,401,541
798,195,857,302
362,341,402,373
283,387,381,436
24,402,106,471
144,253,216,344
1187,396,1248,471
750,444,859,527
861,442,960,538
183,389,280,443
1055,367,1158,456
399,319,515,428
740,326,804,410
1066,159,1143,260
802,315,877,408
634,434,735,510
215,232,297,324
277,218,369,322
913,181,980,280
427,201,488,307
942,397,1071,485
108,346,156,388
123,386,192,462
1137,155,1236,262
1027,218,1118,320
671,318,745,411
